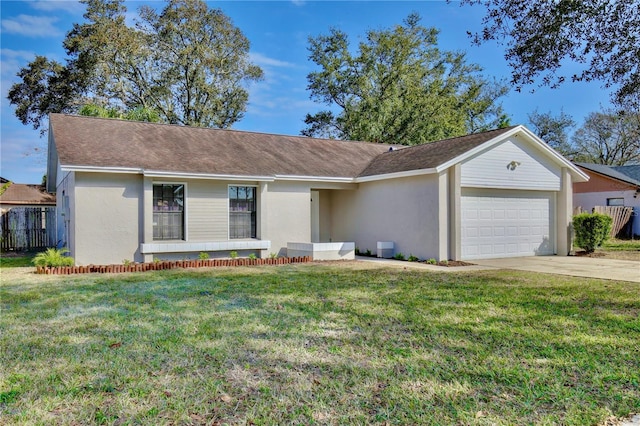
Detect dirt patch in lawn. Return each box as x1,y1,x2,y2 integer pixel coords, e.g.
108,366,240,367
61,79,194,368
575,250,640,261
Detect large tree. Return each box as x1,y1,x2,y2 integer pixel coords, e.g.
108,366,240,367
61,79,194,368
303,14,509,145
527,109,576,156
572,110,640,166
459,0,640,108
78,104,161,122
7,0,263,131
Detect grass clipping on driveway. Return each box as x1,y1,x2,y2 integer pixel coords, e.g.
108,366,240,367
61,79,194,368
1,265,638,425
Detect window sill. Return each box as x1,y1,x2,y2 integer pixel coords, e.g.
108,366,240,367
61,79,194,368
141,240,271,254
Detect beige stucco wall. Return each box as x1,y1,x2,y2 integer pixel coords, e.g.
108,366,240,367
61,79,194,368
73,172,142,265
330,174,444,260
318,189,333,242
262,181,312,256
70,176,318,263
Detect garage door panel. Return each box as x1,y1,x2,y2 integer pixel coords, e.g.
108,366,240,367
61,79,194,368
462,189,555,260
479,227,492,237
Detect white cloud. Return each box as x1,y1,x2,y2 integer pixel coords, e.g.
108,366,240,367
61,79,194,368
1,48,35,60
29,0,85,15
250,52,296,69
1,14,62,37
0,130,46,162
1,49,37,97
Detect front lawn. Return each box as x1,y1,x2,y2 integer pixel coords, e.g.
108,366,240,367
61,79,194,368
0,252,36,268
1,264,638,425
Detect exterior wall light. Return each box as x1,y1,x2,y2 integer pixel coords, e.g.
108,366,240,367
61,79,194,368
507,160,521,170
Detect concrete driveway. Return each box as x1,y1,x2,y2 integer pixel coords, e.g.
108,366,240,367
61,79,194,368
473,256,640,283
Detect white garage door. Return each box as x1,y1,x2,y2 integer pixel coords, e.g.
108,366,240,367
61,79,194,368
461,189,555,260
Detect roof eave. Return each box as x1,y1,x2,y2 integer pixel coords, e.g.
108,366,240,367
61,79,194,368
0,201,56,206
144,170,275,182
354,168,438,183
61,165,143,174
274,175,354,183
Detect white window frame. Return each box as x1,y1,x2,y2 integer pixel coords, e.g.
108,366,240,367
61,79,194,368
606,198,624,207
152,182,188,241
227,184,258,240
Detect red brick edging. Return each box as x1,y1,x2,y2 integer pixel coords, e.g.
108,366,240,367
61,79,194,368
35,256,313,275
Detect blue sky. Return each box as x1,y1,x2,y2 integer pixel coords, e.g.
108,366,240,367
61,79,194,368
1,0,612,184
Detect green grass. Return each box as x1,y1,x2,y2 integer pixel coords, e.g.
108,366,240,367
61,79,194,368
1,265,638,425
0,252,36,268
602,238,640,251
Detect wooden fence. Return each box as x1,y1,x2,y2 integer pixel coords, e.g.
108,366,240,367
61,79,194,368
0,207,57,251
587,206,634,238
593,206,634,238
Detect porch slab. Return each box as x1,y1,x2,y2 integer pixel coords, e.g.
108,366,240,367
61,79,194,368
287,242,355,261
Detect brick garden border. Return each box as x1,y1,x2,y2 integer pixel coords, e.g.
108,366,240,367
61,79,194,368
35,256,313,275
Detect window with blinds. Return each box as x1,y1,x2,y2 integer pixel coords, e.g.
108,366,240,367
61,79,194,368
229,186,256,239
153,184,184,240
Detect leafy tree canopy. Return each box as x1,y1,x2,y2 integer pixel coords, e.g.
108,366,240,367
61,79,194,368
78,104,161,122
7,0,263,132
572,110,640,166
527,109,576,156
529,107,639,165
459,0,639,108
303,13,509,145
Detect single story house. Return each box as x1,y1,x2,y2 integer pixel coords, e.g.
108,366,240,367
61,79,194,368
573,163,640,237
47,113,588,265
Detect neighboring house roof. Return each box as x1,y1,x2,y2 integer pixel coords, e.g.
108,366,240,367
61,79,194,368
612,164,640,183
48,113,586,184
576,163,640,187
0,183,56,206
0,177,9,184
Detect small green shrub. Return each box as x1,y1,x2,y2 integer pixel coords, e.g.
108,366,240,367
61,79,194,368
248,253,257,260
393,252,405,261
426,258,437,265
355,247,360,255
198,252,210,260
153,257,161,264
122,259,132,266
439,260,449,266
269,252,278,259
407,254,419,262
365,249,372,256
32,248,74,267
573,212,612,253
229,251,238,259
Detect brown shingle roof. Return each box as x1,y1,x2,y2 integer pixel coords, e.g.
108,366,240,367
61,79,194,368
357,126,517,177
49,114,518,180
0,183,56,205
50,114,392,178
